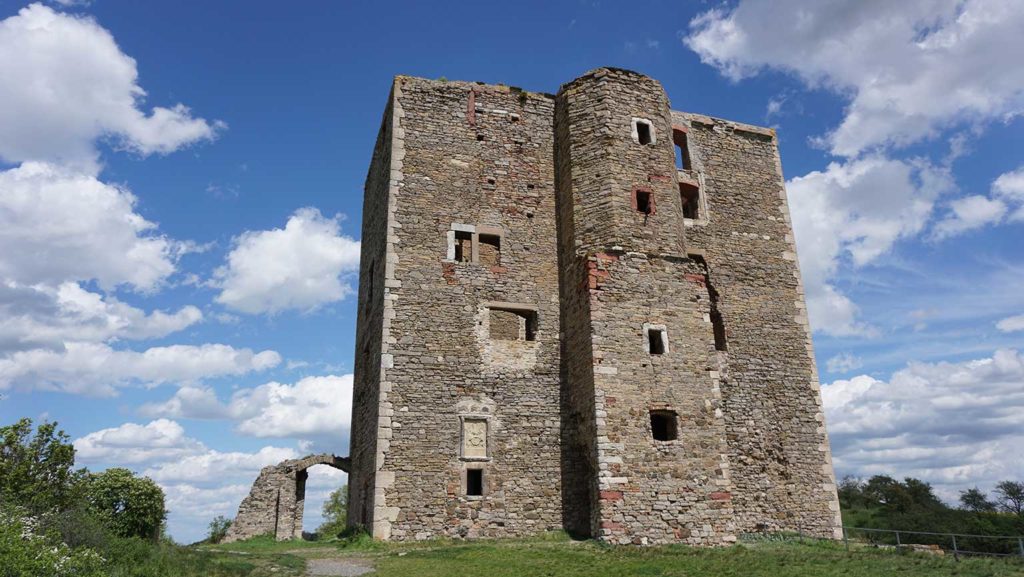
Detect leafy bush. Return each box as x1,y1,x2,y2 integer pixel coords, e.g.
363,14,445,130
0,506,105,577
315,484,348,539
85,467,166,540
208,515,233,544
0,418,85,515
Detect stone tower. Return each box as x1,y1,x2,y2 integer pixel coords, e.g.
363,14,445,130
348,68,841,545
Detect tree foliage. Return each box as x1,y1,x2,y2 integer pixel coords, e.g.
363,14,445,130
959,487,996,512
994,480,1024,515
316,484,348,538
208,515,232,543
0,418,85,514
85,467,167,540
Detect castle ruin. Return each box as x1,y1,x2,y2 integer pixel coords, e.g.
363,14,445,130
347,68,842,545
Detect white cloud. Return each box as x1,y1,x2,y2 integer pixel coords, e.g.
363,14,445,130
214,208,360,314
0,281,201,353
685,0,1024,157
0,3,222,170
0,163,186,292
993,165,1024,221
825,352,863,374
996,314,1024,333
822,349,1024,497
931,195,1009,239
140,374,353,439
74,419,205,464
0,342,281,396
143,445,299,484
787,156,952,336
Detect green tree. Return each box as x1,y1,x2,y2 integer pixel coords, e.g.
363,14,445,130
316,485,348,538
207,515,232,543
994,480,1024,515
0,418,84,514
85,468,166,540
959,487,996,512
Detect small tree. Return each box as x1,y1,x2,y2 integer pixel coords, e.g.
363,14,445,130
0,418,85,514
959,487,996,512
207,515,232,543
994,481,1024,515
85,468,166,540
316,485,348,538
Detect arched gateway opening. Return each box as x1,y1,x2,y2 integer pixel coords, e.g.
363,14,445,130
223,454,350,543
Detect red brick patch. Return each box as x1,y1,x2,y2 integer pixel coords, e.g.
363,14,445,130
709,491,732,501
600,490,623,501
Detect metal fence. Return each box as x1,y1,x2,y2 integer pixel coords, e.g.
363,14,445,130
841,526,1024,559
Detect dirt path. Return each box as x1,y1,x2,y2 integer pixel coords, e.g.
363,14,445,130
305,557,374,576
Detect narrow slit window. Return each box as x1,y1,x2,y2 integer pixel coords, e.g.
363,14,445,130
680,182,700,220
650,410,678,441
674,129,691,170
466,469,484,497
712,311,728,352
635,190,652,214
648,328,666,355
478,234,501,266
635,120,653,145
454,231,473,262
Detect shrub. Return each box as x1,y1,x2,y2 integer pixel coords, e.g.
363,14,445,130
208,515,233,544
85,468,167,540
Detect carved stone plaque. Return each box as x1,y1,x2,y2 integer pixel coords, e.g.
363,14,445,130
462,419,487,459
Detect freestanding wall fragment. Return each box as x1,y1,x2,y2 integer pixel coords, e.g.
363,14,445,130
348,67,841,544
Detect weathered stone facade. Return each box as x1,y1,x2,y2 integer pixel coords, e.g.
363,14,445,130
348,68,841,545
224,454,349,542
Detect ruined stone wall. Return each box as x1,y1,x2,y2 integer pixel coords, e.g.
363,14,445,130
346,89,394,532
350,67,841,544
366,76,563,540
672,110,842,538
555,68,735,545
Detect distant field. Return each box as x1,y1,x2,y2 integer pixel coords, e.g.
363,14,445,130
200,532,1024,576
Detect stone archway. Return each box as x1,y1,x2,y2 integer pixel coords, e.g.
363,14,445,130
223,454,350,542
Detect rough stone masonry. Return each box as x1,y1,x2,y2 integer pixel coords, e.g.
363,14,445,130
347,67,842,546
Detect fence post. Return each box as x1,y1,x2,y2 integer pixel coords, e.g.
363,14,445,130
1018,537,1023,558
952,534,959,561
843,527,849,552
895,531,901,551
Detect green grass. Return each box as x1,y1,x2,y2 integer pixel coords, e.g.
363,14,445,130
199,532,1024,577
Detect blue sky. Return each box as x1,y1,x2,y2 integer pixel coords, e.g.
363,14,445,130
0,0,1021,543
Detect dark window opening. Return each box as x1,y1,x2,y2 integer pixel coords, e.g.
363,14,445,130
673,129,691,170
478,234,500,266
650,410,678,441
636,121,653,145
454,231,472,262
648,329,665,355
466,469,483,497
476,134,485,141
712,311,728,352
489,307,537,341
680,182,700,220
635,190,652,214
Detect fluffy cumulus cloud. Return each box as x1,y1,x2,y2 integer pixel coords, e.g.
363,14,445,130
822,349,1024,498
825,352,863,375
0,163,185,292
685,0,1024,157
72,419,311,542
787,156,953,335
996,314,1024,333
0,281,201,353
74,419,206,464
0,342,280,396
931,165,1024,237
0,3,222,169
140,374,354,438
214,209,360,314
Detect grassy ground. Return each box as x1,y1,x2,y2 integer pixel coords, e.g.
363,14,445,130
198,532,1024,576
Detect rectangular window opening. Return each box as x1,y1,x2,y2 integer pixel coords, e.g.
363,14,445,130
673,130,691,170
488,307,537,341
650,410,678,441
466,469,484,497
712,311,728,352
680,182,700,220
635,190,652,214
454,231,472,262
478,234,501,266
636,121,653,145
648,329,665,355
